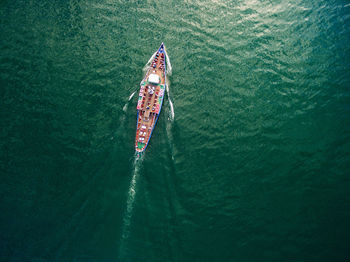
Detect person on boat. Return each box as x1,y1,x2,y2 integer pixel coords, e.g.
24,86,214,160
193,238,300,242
148,86,155,95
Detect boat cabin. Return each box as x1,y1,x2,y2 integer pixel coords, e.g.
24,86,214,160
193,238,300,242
148,73,160,84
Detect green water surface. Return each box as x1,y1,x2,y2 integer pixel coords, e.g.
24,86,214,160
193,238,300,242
1,0,350,261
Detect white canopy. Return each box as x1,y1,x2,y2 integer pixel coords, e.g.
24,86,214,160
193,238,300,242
148,74,160,84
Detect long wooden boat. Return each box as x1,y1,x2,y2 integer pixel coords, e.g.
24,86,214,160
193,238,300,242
135,43,168,153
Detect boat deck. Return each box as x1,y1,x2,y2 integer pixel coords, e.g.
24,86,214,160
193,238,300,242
135,48,166,152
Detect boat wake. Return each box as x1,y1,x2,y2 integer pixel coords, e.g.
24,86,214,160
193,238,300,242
164,45,174,121
166,77,175,121
163,45,172,76
123,91,137,112
164,49,175,160
168,98,175,121
119,153,144,258
165,114,175,161
114,91,136,141
165,78,175,161
128,90,136,101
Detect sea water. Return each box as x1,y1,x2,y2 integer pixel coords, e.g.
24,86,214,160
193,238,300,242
1,0,350,261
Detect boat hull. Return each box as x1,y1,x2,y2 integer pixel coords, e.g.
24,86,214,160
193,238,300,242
135,43,167,153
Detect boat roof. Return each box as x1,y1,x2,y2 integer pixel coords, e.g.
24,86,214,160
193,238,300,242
148,73,160,84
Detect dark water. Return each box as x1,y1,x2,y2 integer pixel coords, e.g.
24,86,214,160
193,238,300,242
1,0,350,261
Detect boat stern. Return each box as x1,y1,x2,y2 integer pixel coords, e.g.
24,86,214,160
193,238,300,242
136,142,146,152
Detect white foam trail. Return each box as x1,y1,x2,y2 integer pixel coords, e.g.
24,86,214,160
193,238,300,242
166,78,170,94
128,91,136,101
165,95,175,161
122,104,128,113
165,78,175,121
166,96,175,159
119,153,144,258
164,46,172,75
164,45,174,121
168,98,175,121
166,118,175,161
123,91,137,112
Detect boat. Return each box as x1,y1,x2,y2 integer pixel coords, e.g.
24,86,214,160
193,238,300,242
135,43,169,153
